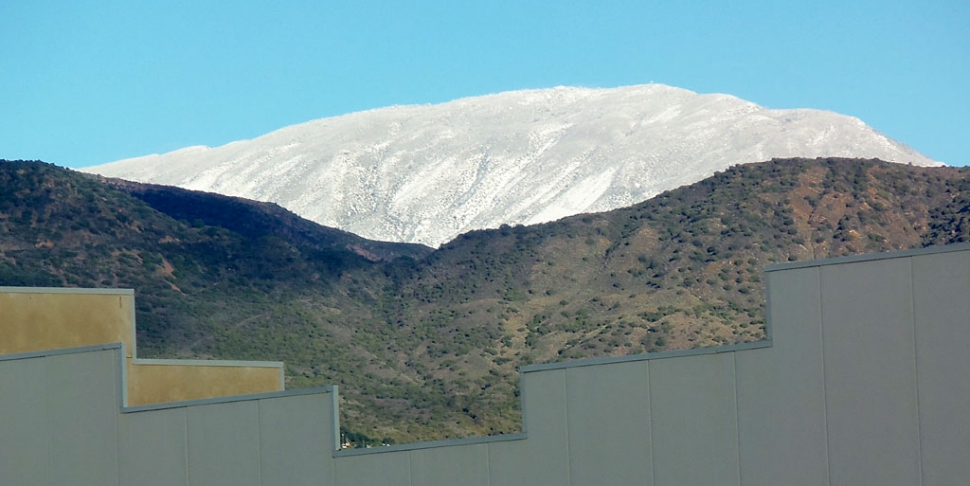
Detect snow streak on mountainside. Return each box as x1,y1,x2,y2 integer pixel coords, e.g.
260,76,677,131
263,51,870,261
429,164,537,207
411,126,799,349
85,84,940,246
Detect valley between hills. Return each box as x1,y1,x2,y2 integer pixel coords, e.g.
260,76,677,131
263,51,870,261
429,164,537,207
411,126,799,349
2,157,969,445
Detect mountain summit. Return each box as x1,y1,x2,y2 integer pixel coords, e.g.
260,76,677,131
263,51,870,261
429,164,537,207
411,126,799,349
84,84,940,246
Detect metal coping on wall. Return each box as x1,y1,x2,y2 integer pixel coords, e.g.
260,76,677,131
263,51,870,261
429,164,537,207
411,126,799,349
122,385,336,414
0,342,331,413
0,286,134,296
0,341,126,363
764,241,970,273
333,432,528,457
519,340,773,373
132,358,283,368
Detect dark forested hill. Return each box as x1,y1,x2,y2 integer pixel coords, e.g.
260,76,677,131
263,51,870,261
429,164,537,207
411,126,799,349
103,177,433,262
2,158,969,445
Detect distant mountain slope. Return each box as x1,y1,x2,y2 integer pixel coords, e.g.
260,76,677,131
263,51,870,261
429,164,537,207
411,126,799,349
103,178,433,262
5,158,970,446
84,84,940,247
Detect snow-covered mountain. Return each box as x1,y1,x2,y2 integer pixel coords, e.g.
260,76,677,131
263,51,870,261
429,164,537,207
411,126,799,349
84,84,940,247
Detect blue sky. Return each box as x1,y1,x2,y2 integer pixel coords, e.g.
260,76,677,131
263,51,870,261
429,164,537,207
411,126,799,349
2,0,967,168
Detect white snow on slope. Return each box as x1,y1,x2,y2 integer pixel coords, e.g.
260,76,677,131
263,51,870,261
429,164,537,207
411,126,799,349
84,84,941,247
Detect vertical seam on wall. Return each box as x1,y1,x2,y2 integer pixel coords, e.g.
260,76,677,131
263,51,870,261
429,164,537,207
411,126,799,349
909,258,925,486
407,449,414,486
332,386,341,453
256,401,263,486
108,352,120,486
764,271,774,343
128,293,138,360
256,400,263,486
43,356,52,485
519,373,529,436
332,404,338,485
648,362,658,486
643,361,654,486
485,440,492,486
120,345,129,408
732,352,742,486
184,407,190,486
331,387,340,485
817,267,833,486
115,352,123,486
562,369,572,486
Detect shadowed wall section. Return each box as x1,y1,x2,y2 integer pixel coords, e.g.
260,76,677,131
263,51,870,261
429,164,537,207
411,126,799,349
1,243,968,485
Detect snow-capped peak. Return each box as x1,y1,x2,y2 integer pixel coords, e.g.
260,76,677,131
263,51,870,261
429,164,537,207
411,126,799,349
84,84,940,246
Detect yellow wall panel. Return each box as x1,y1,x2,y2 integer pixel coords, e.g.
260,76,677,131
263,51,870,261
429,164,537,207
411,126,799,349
127,360,282,406
0,291,133,357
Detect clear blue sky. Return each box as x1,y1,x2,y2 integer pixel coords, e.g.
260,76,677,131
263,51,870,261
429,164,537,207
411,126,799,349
2,0,967,168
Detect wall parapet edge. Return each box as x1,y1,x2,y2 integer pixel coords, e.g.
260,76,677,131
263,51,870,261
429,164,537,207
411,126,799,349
333,432,528,457
764,241,970,273
5,242,967,483
520,340,772,374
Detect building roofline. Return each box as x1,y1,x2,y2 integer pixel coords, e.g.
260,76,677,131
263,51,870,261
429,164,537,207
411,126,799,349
765,241,970,272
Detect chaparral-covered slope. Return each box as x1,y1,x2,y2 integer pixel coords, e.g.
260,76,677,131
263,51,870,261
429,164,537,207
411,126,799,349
84,85,940,247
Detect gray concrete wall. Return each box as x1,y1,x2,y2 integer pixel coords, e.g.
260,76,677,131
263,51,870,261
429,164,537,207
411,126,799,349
0,345,337,486
2,243,969,485
736,265,829,486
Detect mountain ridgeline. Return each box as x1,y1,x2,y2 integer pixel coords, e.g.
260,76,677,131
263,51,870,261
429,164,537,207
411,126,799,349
2,158,970,445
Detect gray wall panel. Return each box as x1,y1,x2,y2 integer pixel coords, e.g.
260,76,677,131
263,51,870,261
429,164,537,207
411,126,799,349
820,258,921,486
334,451,410,486
912,251,970,485
259,393,336,486
119,407,188,486
187,400,261,486
46,350,120,486
409,443,489,486
565,360,652,486
736,267,828,486
6,244,970,485
0,357,49,486
649,352,739,486
488,369,570,486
